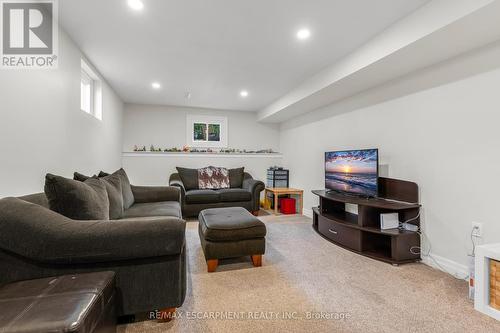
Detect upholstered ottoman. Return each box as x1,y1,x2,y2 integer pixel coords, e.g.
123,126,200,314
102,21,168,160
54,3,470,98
0,271,116,333
198,207,267,272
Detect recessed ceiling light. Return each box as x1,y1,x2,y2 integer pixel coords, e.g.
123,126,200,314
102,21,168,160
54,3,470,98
151,82,161,89
296,28,311,40
240,90,249,98
128,0,144,11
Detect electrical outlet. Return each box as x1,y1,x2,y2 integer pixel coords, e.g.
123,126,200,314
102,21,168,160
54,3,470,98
472,222,483,238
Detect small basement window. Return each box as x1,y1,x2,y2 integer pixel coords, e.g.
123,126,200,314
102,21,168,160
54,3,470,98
80,59,102,120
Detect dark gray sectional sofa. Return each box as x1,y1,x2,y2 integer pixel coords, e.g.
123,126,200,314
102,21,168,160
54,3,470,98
169,170,265,217
0,184,186,317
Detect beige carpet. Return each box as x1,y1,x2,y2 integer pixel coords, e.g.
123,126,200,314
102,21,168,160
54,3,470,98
119,214,500,333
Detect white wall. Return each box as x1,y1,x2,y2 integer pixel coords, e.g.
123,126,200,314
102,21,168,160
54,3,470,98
122,104,282,185
280,52,500,274
123,104,280,152
0,30,124,197
123,153,283,187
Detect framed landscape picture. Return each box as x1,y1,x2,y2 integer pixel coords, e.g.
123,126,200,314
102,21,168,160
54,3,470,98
187,115,228,147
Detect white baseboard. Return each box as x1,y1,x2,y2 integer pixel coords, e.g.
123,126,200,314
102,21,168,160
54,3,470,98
421,253,469,280
301,208,467,280
302,208,313,218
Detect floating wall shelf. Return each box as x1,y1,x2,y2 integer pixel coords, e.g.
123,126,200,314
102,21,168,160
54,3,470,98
123,152,283,158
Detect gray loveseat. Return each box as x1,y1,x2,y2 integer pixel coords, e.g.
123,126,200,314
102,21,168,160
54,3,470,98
0,184,186,317
169,169,265,218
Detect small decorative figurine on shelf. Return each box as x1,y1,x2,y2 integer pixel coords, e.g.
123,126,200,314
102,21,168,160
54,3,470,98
163,147,182,152
149,145,163,152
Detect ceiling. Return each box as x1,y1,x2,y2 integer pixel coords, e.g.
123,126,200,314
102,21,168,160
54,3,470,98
59,0,429,112
258,0,500,122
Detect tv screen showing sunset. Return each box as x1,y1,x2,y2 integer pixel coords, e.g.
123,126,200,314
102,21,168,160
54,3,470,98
325,149,378,197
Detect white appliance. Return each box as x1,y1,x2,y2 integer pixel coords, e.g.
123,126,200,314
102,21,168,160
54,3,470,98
380,213,399,230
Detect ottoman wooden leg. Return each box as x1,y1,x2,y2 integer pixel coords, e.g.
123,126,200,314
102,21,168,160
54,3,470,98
207,259,218,272
251,255,262,267
158,307,176,322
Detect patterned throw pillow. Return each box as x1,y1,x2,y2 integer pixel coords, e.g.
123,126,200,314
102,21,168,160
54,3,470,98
198,166,230,189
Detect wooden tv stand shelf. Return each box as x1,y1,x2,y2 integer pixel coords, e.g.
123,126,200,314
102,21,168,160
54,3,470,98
312,177,421,265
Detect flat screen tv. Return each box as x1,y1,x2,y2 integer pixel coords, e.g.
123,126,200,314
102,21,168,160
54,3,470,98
325,148,378,197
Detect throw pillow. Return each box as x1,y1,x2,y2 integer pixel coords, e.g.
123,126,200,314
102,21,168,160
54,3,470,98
176,167,199,190
229,167,245,188
44,174,110,220
100,169,134,209
100,173,124,219
73,172,93,182
198,166,230,189
73,171,124,219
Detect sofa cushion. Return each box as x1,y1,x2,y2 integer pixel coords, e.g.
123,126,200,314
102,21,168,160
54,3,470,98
185,190,220,204
216,188,252,202
198,207,267,242
229,167,245,188
198,166,230,189
101,169,134,209
176,167,199,190
18,193,49,208
123,201,182,219
44,174,110,220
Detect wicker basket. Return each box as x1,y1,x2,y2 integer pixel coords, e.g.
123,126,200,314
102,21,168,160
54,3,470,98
490,259,500,310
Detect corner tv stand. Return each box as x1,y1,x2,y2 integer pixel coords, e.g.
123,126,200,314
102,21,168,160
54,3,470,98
312,177,421,265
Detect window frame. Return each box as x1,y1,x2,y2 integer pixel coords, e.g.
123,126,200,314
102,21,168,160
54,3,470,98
80,68,94,115
80,59,102,120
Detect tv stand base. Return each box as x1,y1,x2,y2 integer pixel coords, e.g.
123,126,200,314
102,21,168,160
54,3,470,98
313,177,421,265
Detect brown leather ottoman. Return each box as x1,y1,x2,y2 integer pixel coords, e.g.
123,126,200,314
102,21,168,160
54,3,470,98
0,271,116,333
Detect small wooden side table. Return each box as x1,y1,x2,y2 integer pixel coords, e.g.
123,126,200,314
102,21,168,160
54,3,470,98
264,188,303,215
